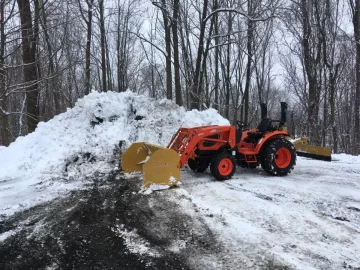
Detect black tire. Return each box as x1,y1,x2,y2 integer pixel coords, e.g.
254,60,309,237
260,138,296,176
188,158,209,172
210,152,236,181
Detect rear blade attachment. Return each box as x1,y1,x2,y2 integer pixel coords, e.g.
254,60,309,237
293,137,332,161
121,142,181,188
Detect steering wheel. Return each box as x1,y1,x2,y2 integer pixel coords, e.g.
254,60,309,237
236,120,247,129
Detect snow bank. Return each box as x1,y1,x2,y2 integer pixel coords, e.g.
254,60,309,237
0,91,229,217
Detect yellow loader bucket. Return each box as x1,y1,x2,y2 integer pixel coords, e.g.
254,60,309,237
293,137,331,161
122,142,181,188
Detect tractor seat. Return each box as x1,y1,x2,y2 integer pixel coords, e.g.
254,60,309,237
245,118,273,142
246,131,264,140
257,118,272,133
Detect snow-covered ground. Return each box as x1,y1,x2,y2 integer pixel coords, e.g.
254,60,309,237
175,154,360,269
0,91,359,269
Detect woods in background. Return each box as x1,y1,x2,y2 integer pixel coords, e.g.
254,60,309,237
0,0,359,155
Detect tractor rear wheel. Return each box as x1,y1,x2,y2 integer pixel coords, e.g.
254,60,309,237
188,158,209,172
260,138,296,176
210,152,236,180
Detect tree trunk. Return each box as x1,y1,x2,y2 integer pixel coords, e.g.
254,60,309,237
214,0,219,111
352,0,360,154
40,0,61,116
116,0,125,91
301,0,321,144
85,0,94,95
198,12,215,110
161,0,172,100
243,2,254,124
190,0,209,109
99,0,107,92
105,35,112,91
178,3,194,107
17,0,39,133
322,71,327,147
172,0,182,106
329,67,339,153
0,0,9,146
225,15,232,119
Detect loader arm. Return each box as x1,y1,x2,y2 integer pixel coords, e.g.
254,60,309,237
168,125,237,168
121,125,236,189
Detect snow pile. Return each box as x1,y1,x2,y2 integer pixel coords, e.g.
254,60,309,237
0,90,229,217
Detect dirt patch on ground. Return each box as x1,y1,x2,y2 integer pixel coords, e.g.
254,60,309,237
0,171,221,270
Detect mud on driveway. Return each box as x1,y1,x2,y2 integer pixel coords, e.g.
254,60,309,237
0,170,226,270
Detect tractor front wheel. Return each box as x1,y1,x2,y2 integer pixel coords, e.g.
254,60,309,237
260,138,296,176
188,158,209,172
210,152,236,180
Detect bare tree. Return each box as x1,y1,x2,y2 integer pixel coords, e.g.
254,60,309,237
98,0,107,92
0,0,14,146
115,0,142,92
152,0,172,100
172,0,182,105
190,0,209,109
349,0,360,154
316,0,341,152
17,0,39,133
78,0,95,95
213,0,220,111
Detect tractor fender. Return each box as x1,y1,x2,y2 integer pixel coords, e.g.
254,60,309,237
255,131,289,154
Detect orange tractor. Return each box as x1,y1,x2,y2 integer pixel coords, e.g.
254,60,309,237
122,102,296,188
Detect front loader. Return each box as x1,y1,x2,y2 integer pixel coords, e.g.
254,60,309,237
122,102,296,188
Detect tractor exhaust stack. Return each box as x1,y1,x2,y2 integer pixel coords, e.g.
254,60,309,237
280,102,287,127
260,103,268,119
